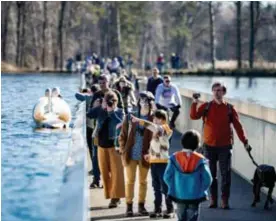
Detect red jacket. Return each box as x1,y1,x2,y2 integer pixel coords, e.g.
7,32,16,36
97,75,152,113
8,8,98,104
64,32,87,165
190,100,247,147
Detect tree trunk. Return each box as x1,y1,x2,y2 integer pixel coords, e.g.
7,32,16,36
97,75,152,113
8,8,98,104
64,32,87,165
109,2,121,57
58,2,67,71
1,3,11,61
19,3,26,67
16,2,23,66
236,1,242,69
42,1,49,68
249,2,255,69
209,2,216,70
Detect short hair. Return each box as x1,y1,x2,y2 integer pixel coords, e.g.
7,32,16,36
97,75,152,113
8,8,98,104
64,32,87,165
154,109,168,122
211,81,227,93
163,75,171,81
104,91,118,106
90,84,100,93
181,130,201,151
153,67,159,73
98,74,109,82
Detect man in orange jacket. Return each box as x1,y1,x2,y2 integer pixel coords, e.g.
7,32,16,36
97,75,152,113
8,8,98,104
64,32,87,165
190,82,251,209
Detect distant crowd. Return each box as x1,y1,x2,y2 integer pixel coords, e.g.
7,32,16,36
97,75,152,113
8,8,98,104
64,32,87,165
67,52,182,75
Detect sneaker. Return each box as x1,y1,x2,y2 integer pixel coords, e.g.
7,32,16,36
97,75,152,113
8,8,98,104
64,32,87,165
126,203,133,217
162,207,174,219
89,180,102,189
149,207,162,218
138,203,149,216
108,198,121,208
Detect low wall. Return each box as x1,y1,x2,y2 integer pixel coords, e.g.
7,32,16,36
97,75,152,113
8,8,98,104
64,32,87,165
55,102,88,221
139,81,276,197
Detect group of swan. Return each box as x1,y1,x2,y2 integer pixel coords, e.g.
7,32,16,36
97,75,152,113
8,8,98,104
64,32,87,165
33,87,72,129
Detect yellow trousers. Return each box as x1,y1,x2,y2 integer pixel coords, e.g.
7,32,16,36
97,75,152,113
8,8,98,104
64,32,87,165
98,147,125,199
125,159,149,204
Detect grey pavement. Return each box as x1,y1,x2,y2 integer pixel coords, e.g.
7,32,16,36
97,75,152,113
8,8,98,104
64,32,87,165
88,131,276,221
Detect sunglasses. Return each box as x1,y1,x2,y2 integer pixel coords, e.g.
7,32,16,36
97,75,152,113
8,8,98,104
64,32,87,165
165,80,171,83
99,81,106,85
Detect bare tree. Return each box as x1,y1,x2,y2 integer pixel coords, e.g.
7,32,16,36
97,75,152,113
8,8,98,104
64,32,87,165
42,1,48,68
57,2,67,70
249,2,255,68
236,1,242,69
209,1,216,70
16,2,24,66
109,2,121,57
1,2,11,61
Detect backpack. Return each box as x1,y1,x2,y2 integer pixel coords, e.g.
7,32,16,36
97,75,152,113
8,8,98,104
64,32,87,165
202,101,233,126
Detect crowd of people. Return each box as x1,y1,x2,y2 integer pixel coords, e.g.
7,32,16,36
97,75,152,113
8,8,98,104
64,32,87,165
75,61,251,221
67,52,182,75
67,52,133,74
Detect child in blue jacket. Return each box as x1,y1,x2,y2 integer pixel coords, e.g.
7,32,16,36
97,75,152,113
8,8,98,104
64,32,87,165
164,130,212,221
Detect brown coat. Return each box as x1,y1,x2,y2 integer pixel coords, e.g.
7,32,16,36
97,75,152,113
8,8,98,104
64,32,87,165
119,114,153,168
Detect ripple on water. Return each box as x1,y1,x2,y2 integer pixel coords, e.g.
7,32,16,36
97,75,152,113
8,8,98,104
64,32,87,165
2,74,78,221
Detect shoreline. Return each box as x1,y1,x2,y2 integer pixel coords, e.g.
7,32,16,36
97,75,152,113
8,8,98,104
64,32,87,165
3,69,276,77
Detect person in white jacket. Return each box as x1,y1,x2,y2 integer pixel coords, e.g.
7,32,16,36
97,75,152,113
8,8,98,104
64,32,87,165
155,75,182,129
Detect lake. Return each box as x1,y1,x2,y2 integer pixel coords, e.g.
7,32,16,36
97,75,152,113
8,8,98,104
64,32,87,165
1,73,79,221
172,76,276,109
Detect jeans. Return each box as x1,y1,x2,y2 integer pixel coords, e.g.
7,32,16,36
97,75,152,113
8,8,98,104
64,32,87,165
204,146,232,201
176,203,199,221
151,163,173,210
92,145,101,182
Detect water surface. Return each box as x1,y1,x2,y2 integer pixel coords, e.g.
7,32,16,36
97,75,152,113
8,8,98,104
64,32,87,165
173,76,276,108
1,73,79,221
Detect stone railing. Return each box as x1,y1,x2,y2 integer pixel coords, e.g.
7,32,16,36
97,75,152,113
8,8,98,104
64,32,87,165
55,101,88,221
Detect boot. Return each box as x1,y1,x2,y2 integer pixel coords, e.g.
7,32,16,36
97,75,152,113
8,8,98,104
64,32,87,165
221,198,230,210
138,203,149,216
149,206,162,218
108,198,121,208
209,197,218,208
125,203,133,217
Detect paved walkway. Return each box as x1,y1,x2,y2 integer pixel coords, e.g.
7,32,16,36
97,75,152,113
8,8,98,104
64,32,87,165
87,131,276,221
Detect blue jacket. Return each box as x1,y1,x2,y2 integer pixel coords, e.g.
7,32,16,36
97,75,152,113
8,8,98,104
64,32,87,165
75,92,92,111
87,107,124,142
164,150,212,204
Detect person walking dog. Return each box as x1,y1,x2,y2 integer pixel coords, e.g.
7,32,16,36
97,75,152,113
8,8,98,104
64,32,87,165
190,82,251,209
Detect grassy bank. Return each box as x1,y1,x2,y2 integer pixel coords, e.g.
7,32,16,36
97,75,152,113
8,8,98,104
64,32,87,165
1,62,70,74
161,68,276,77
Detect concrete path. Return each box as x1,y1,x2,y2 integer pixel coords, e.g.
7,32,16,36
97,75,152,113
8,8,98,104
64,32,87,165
87,131,276,221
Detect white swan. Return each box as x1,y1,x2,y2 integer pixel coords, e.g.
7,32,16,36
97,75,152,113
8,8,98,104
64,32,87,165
33,88,72,129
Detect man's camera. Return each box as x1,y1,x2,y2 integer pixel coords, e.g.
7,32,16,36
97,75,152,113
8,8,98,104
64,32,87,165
192,93,201,99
